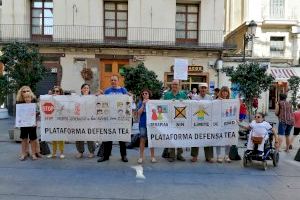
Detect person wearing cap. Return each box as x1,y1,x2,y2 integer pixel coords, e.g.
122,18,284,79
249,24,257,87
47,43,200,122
163,79,188,162
190,82,215,163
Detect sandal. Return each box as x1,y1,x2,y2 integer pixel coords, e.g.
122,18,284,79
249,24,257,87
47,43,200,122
224,156,231,163
151,157,157,163
217,157,223,163
88,153,94,158
31,154,38,160
19,154,27,161
76,153,83,158
191,157,197,162
137,158,143,164
36,153,43,158
206,158,215,163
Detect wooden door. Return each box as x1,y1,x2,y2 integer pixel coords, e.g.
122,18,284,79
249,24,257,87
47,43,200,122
99,60,129,90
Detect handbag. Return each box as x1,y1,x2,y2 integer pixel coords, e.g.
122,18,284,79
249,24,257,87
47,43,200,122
251,136,263,144
40,141,51,155
229,145,241,160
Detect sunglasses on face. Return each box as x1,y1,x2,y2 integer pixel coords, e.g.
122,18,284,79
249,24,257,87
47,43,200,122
142,93,149,95
255,116,261,119
22,90,30,93
53,90,60,93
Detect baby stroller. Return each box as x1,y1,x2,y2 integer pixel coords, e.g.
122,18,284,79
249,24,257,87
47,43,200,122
243,122,279,170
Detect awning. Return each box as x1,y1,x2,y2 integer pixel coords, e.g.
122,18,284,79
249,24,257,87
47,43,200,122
270,68,297,81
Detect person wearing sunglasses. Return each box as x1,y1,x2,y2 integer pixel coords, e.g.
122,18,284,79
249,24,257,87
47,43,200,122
16,86,39,161
240,112,278,157
137,89,156,164
47,86,65,159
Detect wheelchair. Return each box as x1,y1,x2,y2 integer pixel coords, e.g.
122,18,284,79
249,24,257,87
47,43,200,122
243,122,279,170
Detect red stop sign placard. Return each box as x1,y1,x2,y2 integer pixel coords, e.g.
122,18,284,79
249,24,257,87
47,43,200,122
42,102,54,115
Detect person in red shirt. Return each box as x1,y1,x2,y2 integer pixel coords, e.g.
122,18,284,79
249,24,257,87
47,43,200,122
239,99,247,121
291,103,300,149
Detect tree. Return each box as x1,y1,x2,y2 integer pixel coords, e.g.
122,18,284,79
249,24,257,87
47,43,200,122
288,76,300,110
0,75,11,106
0,42,45,93
222,62,274,120
124,62,163,99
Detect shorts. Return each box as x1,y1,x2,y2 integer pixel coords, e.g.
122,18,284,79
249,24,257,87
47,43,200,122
239,114,246,120
294,127,300,136
139,127,148,139
278,122,293,136
20,127,37,140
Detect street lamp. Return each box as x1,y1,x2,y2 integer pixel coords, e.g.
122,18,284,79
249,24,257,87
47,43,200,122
243,20,257,62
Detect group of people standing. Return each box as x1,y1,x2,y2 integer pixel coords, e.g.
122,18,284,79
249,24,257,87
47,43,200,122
17,75,298,164
16,75,131,162
163,80,234,163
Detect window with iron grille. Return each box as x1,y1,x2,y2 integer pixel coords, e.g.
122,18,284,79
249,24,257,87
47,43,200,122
270,37,285,57
31,0,53,36
270,0,285,19
176,4,199,42
104,2,128,39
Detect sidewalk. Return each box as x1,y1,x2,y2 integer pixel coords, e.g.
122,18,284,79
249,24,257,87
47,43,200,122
0,114,300,200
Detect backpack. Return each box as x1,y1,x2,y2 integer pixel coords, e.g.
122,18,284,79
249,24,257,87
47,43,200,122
229,145,241,160
39,141,51,155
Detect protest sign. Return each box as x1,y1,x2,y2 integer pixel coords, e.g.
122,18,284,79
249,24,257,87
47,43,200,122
15,103,36,127
146,99,239,148
40,95,132,141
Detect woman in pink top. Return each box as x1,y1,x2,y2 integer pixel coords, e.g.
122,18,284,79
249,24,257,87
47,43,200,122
291,104,300,149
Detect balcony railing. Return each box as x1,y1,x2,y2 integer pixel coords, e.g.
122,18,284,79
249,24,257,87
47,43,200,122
0,24,234,49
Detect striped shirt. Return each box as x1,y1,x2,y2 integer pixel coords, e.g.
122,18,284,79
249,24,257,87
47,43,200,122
278,101,294,125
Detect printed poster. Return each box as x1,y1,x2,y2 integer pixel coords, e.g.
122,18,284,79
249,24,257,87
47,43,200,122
40,95,132,141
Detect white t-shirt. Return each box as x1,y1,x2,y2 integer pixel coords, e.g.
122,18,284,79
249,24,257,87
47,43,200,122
249,121,272,137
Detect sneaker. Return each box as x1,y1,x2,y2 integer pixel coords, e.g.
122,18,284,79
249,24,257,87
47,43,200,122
150,157,157,163
47,154,56,159
60,154,65,159
137,158,143,164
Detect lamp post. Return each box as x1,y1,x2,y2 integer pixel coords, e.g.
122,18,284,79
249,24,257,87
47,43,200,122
243,20,257,62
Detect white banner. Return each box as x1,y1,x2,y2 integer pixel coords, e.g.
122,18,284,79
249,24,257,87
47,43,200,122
15,103,36,127
40,95,132,141
146,99,239,148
